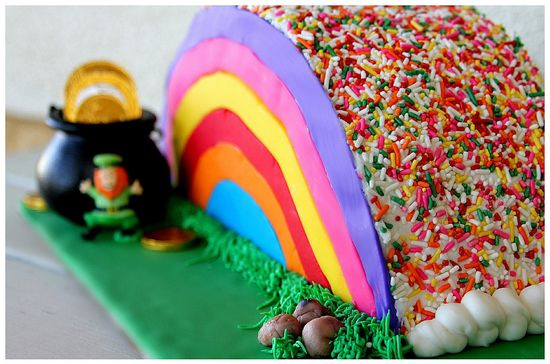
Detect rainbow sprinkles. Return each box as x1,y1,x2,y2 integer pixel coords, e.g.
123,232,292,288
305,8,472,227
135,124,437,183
163,5,544,357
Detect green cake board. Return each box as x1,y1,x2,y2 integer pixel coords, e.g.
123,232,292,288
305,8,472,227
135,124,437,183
20,199,544,359
20,202,270,359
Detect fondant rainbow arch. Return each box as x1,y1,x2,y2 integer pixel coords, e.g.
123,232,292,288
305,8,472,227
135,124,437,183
163,6,396,326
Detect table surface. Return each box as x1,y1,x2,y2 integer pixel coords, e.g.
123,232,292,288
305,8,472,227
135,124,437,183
6,137,143,358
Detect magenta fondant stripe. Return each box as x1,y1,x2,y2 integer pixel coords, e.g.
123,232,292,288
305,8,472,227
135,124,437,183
166,38,376,315
162,6,396,326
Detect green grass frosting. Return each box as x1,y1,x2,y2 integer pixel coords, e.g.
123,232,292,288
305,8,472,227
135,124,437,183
168,197,410,359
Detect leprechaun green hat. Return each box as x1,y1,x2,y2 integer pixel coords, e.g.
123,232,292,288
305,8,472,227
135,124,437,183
93,153,123,167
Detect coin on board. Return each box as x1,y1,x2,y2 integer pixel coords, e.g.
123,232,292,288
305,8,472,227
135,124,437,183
23,192,48,211
141,227,198,252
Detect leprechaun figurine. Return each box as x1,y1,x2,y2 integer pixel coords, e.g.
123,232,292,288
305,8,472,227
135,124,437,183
79,153,143,241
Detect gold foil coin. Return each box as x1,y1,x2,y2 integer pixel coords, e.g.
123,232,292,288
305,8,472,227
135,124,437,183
66,61,134,87
75,94,126,122
64,60,142,123
141,227,198,252
23,192,48,211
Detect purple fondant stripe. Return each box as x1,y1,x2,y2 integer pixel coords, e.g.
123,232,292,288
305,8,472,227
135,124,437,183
162,6,397,327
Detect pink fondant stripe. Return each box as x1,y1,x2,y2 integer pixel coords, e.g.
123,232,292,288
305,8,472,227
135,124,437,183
167,38,376,315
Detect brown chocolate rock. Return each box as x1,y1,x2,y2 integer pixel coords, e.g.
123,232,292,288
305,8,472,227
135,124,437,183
302,316,343,358
292,298,331,327
257,313,301,347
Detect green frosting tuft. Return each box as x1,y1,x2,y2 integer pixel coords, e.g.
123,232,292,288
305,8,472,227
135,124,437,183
270,331,308,359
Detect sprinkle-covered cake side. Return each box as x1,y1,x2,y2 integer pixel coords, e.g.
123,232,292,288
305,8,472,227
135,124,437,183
245,5,544,333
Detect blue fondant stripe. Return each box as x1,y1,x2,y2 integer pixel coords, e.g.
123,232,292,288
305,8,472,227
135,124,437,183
206,180,286,266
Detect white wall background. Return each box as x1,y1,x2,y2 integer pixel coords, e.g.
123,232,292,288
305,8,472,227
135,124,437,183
6,6,201,119
5,6,544,120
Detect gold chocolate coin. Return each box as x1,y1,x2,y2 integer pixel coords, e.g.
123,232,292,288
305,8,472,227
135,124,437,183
23,192,48,211
141,227,197,252
75,94,126,122
66,61,134,86
64,60,142,123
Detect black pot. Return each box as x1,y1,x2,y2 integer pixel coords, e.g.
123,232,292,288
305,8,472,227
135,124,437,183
37,106,172,226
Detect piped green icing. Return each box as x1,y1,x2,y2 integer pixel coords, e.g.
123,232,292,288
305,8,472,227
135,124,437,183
269,331,308,359
168,197,409,359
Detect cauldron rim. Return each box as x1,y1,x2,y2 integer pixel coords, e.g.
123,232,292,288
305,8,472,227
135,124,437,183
47,106,156,135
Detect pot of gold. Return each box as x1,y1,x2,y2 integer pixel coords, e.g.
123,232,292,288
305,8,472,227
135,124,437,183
37,61,171,239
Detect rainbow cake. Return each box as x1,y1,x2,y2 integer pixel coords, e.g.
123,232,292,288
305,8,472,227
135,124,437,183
162,5,544,357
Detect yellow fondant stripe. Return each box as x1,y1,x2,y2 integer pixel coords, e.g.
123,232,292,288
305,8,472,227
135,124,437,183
174,72,352,301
